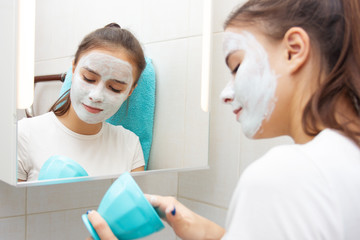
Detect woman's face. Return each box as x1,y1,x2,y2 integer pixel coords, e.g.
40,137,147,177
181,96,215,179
220,26,292,139
70,49,136,124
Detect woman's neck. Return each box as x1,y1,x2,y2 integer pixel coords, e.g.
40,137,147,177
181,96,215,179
56,105,103,135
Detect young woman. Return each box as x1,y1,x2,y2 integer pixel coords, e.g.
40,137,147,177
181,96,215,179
18,23,146,182
86,0,360,239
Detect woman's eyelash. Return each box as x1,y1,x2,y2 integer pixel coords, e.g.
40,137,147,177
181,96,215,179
232,64,240,74
82,75,122,93
109,86,121,93
83,76,95,82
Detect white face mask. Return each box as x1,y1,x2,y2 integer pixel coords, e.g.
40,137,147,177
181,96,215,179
220,31,278,138
70,52,133,124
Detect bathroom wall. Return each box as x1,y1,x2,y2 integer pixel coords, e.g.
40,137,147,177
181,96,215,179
0,0,293,239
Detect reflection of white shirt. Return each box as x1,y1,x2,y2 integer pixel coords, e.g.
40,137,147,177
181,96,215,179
17,112,144,181
223,129,360,240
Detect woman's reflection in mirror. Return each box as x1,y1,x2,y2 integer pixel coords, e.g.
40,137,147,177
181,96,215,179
17,23,146,182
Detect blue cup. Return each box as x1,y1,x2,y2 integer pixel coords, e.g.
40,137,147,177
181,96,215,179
38,155,88,180
82,172,164,240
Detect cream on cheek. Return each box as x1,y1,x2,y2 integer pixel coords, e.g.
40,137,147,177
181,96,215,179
221,31,278,138
70,52,133,124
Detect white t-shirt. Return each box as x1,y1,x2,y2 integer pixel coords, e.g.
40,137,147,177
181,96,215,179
17,112,145,181
223,129,360,240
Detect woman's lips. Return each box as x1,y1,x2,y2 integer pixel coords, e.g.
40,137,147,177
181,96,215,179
82,103,103,114
233,107,243,120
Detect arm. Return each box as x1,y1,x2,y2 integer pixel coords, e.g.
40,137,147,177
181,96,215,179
131,166,145,172
129,139,145,172
145,194,225,240
86,195,225,240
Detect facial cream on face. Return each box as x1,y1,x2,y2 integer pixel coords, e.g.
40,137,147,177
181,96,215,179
70,52,133,124
220,31,278,138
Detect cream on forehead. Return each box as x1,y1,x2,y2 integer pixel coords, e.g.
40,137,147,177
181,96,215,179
223,31,261,58
76,52,133,85
221,31,278,138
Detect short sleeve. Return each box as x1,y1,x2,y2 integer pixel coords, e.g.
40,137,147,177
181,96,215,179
222,146,342,240
17,120,30,180
131,138,145,170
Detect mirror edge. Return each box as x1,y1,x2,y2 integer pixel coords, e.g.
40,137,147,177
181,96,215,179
15,165,210,188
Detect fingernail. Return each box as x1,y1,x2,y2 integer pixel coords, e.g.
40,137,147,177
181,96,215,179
86,210,92,215
150,196,158,204
171,207,176,216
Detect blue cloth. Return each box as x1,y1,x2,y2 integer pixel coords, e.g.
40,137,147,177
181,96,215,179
59,57,155,170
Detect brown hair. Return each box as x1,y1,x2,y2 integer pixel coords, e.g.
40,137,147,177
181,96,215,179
50,23,146,116
225,0,360,146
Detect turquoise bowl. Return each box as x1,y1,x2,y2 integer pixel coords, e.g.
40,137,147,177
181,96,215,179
38,155,88,180
82,172,164,240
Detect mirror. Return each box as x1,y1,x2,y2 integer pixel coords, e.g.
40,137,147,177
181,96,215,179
1,0,211,186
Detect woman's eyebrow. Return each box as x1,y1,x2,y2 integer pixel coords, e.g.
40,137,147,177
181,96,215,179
83,66,100,76
83,66,130,84
110,79,128,85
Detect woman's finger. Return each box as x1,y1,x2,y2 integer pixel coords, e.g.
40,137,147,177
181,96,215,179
144,194,160,207
87,210,117,240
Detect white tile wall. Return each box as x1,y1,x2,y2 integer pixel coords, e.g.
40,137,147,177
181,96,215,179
133,172,178,196
145,39,187,170
35,57,72,76
35,0,78,61
35,0,144,61
143,36,209,171
141,221,177,240
212,0,245,32
0,217,26,240
0,181,25,218
184,36,209,168
142,0,190,43
188,0,204,36
26,179,112,214
26,208,90,240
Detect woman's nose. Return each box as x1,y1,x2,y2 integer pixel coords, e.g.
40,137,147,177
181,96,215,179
88,85,105,102
220,81,235,104
223,97,233,103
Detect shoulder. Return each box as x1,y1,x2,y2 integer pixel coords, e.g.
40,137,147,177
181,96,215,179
244,144,310,175
302,129,360,161
226,143,343,239
102,123,140,141
224,134,354,239
18,112,54,135
240,144,323,190
18,112,54,127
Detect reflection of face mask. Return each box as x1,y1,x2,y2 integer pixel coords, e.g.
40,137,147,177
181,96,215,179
220,31,278,138
70,52,133,124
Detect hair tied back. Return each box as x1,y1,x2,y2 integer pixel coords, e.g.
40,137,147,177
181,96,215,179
105,23,121,29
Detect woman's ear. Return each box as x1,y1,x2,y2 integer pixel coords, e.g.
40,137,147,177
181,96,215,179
283,27,310,74
127,84,138,98
72,60,76,74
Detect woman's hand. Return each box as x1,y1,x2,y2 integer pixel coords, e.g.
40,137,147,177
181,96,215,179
85,195,225,240
86,210,117,240
145,194,225,240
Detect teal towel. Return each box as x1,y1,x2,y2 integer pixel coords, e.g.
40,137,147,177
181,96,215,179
59,57,156,170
